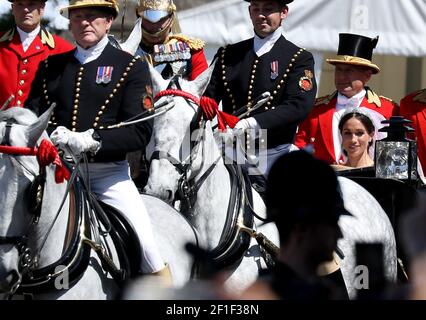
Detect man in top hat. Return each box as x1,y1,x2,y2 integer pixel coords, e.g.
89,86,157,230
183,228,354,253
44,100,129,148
121,0,208,81
26,0,171,280
204,0,317,190
237,150,350,299
400,89,426,181
295,33,399,165
0,0,73,108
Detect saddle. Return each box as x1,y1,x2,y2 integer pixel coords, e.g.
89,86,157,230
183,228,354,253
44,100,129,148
18,169,142,294
95,200,142,279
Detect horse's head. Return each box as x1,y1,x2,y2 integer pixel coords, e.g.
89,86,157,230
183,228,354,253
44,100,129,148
144,65,214,204
0,106,53,294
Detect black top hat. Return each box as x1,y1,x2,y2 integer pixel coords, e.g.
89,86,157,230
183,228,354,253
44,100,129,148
266,150,352,225
244,0,294,4
327,33,380,74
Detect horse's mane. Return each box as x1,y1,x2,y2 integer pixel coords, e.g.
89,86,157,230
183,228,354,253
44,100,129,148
0,107,39,126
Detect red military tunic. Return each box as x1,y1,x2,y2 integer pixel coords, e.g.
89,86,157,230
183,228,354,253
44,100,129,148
0,27,74,108
138,33,208,81
400,89,426,174
295,88,399,164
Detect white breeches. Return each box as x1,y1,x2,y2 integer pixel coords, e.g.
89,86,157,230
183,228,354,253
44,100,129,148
87,161,164,273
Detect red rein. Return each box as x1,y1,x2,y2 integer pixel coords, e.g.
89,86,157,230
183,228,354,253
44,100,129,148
0,139,70,183
154,89,240,131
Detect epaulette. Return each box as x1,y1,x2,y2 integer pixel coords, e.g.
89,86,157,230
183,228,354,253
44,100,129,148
413,89,426,103
40,28,55,49
314,91,336,106
366,88,382,107
0,28,14,43
169,34,205,51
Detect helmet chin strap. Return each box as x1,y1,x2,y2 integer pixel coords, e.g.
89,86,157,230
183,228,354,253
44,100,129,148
141,14,174,45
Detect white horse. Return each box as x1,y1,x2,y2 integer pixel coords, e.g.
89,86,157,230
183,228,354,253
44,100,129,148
0,107,196,299
144,65,398,299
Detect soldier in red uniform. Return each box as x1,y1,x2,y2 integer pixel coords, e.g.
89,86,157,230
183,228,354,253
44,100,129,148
0,0,74,108
121,0,207,81
295,33,398,165
400,89,426,179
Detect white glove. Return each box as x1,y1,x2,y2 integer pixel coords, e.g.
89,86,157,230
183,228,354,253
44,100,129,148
50,126,101,155
234,117,260,130
234,117,261,137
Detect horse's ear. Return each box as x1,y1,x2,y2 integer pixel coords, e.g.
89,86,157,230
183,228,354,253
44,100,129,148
26,103,55,147
191,61,216,98
149,64,168,95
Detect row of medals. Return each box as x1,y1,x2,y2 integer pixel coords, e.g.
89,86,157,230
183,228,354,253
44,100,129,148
153,41,191,63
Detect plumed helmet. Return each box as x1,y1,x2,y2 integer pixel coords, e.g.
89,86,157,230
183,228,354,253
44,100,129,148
136,0,176,22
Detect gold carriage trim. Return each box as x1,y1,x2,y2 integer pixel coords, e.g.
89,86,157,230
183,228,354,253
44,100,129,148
0,28,15,42
169,34,205,51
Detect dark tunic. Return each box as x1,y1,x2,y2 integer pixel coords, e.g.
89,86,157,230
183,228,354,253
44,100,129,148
26,43,152,163
204,35,317,149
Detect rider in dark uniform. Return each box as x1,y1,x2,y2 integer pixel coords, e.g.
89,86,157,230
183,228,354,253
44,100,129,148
204,0,317,194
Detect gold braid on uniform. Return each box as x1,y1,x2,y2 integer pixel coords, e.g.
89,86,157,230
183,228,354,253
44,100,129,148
220,47,306,116
366,88,382,107
96,56,141,129
315,91,336,107
40,29,55,49
168,34,205,51
0,28,14,42
43,59,58,126
141,53,154,66
413,89,426,103
43,56,142,131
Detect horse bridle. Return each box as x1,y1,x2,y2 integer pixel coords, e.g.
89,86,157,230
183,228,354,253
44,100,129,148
0,121,69,274
150,78,221,212
0,126,41,286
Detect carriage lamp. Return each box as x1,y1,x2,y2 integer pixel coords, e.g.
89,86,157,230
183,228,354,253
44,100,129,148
375,116,417,182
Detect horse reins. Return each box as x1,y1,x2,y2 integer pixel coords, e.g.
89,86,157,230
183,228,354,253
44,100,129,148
0,122,70,275
152,87,232,211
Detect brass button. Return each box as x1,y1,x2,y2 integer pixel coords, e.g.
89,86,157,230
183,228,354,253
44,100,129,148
16,100,21,105
17,90,23,96
21,69,27,75
23,59,28,64
19,80,24,85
